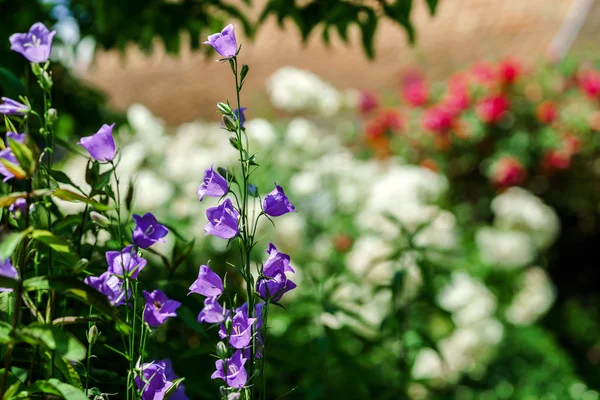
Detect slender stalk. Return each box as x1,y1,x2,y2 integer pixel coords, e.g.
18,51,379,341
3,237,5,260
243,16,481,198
85,306,93,393
260,304,269,400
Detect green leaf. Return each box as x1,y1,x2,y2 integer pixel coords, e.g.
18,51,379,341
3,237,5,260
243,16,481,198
0,157,26,180
0,368,24,400
50,169,78,188
4,115,17,137
0,192,26,207
22,276,131,334
15,323,86,361
50,352,84,389
26,378,87,400
53,189,111,211
425,0,439,15
164,377,186,399
0,321,13,344
0,227,33,260
31,230,72,253
7,138,36,176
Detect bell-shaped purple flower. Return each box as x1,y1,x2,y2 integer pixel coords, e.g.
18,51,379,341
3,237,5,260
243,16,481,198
204,198,239,239
143,290,181,328
198,296,226,324
263,243,294,276
236,302,265,330
106,245,147,279
203,24,238,59
9,22,56,63
8,198,27,219
233,107,247,129
77,123,116,162
189,264,223,297
135,361,172,400
0,98,29,115
257,271,296,303
132,213,169,248
160,359,188,400
219,310,256,349
197,164,228,201
263,184,296,217
85,271,128,306
211,350,248,389
0,258,18,293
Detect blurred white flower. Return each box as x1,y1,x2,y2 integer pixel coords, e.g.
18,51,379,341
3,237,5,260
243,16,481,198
476,227,536,269
491,187,560,249
346,235,393,284
127,104,167,155
506,267,556,325
438,272,497,326
245,118,277,150
133,170,174,212
412,348,444,380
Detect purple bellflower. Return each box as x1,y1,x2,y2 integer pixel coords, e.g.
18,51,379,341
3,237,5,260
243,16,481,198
263,184,296,217
189,264,223,297
143,290,181,328
10,22,56,63
0,258,18,292
135,361,172,400
106,245,147,279
233,107,247,129
0,98,29,115
85,272,128,306
8,198,27,219
218,310,255,349
161,359,188,400
0,132,26,182
77,123,116,162
197,164,228,201
198,296,227,324
263,243,294,276
257,271,296,303
203,24,238,59
211,350,248,389
204,198,239,239
236,302,265,330
132,213,169,248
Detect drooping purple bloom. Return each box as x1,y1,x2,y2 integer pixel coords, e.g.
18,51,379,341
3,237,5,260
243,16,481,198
135,361,172,400
204,198,239,239
9,22,56,63
132,213,169,248
211,350,248,389
218,310,255,349
8,198,27,219
77,123,116,162
143,290,181,328
236,302,265,330
257,271,296,303
189,264,223,297
203,24,238,59
197,164,228,202
198,296,226,324
84,271,128,306
263,243,295,276
6,132,25,144
233,107,247,128
0,258,18,292
263,184,296,217
106,245,147,279
161,359,188,400
0,98,29,115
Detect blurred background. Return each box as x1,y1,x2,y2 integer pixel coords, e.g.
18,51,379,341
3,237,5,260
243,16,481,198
3,0,600,399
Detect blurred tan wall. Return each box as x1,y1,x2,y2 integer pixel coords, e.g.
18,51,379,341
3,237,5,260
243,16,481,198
82,0,577,124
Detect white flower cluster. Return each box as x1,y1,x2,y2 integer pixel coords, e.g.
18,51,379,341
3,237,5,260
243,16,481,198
506,267,556,325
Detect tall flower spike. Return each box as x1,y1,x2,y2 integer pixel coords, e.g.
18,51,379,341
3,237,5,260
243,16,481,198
78,123,117,162
189,264,223,297
0,97,29,115
197,164,228,202
132,213,169,248
9,22,56,63
203,24,238,59
204,198,240,239
263,183,296,217
143,290,181,328
211,350,248,388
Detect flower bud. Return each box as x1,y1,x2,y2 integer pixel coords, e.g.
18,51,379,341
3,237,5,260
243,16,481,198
217,102,233,115
90,211,110,228
31,62,41,77
228,393,241,400
39,70,53,91
47,108,58,125
216,341,229,359
87,325,99,346
222,115,237,131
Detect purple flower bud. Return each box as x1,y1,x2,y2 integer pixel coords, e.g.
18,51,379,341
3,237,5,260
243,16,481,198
203,24,238,59
0,258,18,292
132,213,169,248
8,198,27,219
233,108,247,128
198,296,226,324
77,123,116,162
263,184,296,217
142,289,181,328
263,243,294,276
257,271,296,303
189,264,223,297
205,198,239,239
135,361,172,400
197,164,228,201
9,22,56,63
211,350,248,389
106,245,147,279
0,97,29,115
84,271,129,306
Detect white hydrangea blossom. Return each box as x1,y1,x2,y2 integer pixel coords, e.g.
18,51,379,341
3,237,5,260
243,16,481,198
506,267,556,325
476,227,536,269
